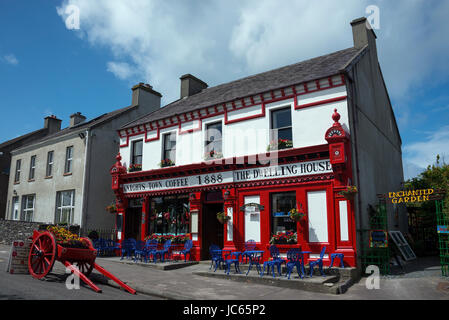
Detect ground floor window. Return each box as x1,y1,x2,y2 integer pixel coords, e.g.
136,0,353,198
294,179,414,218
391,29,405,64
148,194,190,236
22,194,35,222
55,190,75,224
11,196,19,220
270,192,297,242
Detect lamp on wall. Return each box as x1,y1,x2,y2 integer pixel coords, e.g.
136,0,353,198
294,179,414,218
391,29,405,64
224,190,230,200
78,132,86,139
13,190,17,196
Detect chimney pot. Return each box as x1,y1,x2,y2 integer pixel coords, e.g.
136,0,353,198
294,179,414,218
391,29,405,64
70,112,86,127
180,74,208,99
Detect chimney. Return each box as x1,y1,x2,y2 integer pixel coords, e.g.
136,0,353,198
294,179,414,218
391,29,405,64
44,115,62,134
131,83,162,110
350,17,378,63
70,112,86,127
180,74,208,99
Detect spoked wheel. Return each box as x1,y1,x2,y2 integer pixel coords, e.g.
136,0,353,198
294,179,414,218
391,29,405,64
28,231,56,279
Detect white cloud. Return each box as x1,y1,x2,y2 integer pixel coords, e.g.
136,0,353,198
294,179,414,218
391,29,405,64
106,61,136,80
55,0,449,113
2,54,19,65
403,125,449,179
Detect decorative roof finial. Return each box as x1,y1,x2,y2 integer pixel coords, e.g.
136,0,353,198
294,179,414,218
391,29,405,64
332,108,341,124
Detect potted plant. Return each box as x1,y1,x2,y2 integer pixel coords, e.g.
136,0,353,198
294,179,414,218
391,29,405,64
159,159,175,168
267,139,293,151
216,211,231,224
128,163,142,172
204,150,223,161
339,186,358,200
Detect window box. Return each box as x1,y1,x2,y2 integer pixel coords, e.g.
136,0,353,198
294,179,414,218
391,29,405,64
267,139,293,151
204,150,223,161
128,164,142,172
159,159,175,168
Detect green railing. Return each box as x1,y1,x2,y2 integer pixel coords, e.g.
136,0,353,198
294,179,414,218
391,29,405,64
359,200,390,275
436,199,449,277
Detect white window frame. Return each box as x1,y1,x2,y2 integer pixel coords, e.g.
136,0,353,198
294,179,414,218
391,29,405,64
46,151,54,177
11,196,19,220
22,194,35,222
64,146,73,174
29,155,36,180
55,190,75,225
14,159,21,183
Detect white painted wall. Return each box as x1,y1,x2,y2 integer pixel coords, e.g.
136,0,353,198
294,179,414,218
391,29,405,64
120,86,349,170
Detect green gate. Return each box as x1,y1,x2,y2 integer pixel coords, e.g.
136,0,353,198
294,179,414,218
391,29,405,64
360,199,390,275
435,199,449,277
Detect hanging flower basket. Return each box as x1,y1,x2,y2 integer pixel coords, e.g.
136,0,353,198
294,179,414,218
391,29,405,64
339,186,358,200
105,203,117,214
289,208,305,222
216,212,231,224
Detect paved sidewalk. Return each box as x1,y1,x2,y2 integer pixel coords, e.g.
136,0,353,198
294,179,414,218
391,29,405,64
91,255,449,300
2,244,448,300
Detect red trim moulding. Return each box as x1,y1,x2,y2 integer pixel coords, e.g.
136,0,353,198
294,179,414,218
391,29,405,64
119,74,347,143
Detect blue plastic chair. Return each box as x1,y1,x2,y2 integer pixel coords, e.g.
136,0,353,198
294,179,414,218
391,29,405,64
309,246,326,277
142,239,158,263
260,245,285,278
120,238,136,260
330,253,345,268
285,249,304,280
245,251,263,276
154,240,172,262
134,240,146,262
242,240,256,263
209,244,224,272
107,239,120,256
179,240,193,262
224,252,242,275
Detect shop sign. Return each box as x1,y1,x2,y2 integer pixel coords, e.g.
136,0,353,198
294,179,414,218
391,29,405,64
388,189,434,204
369,230,388,248
122,159,332,194
437,225,449,234
240,203,265,211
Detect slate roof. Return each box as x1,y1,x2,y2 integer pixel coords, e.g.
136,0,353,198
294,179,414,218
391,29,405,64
0,128,48,150
122,46,362,129
13,105,137,152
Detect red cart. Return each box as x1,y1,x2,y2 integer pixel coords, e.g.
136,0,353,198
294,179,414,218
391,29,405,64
28,230,136,294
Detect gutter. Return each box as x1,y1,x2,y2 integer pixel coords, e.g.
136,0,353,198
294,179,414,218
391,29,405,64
79,129,91,229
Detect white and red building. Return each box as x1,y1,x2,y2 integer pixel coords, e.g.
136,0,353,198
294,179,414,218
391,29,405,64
110,18,405,268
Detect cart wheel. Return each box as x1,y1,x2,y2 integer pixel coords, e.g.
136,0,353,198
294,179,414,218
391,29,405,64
74,261,94,276
28,231,56,279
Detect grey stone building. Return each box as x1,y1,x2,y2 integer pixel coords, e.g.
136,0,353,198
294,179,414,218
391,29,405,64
5,83,161,231
0,116,62,219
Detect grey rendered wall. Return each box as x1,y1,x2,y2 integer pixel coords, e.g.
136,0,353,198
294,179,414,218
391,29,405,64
84,97,161,230
347,47,406,247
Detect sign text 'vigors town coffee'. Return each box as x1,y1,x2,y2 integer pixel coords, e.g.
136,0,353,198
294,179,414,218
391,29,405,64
122,159,332,194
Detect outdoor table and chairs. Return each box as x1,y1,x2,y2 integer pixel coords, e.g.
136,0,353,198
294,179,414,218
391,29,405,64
285,248,305,279
223,251,243,275
154,239,172,262
120,238,136,260
308,246,326,277
210,244,225,271
242,240,257,263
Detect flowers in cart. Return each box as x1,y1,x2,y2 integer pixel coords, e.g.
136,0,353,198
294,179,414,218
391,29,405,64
46,225,90,248
269,231,297,244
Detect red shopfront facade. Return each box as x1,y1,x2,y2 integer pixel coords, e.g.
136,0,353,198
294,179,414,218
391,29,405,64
110,112,357,267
